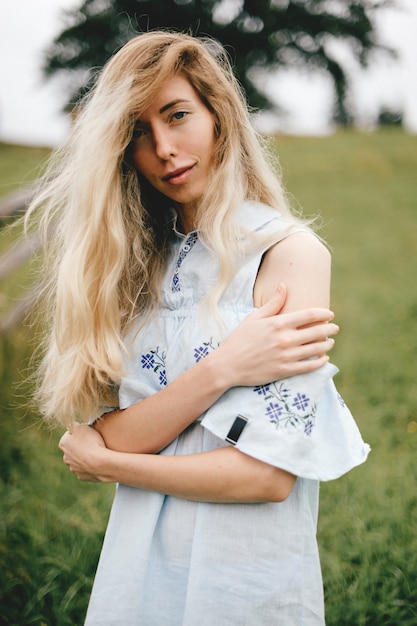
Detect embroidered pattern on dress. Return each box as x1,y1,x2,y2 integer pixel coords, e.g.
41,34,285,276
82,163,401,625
171,232,198,293
140,347,167,387
193,338,219,363
337,392,346,408
254,382,317,436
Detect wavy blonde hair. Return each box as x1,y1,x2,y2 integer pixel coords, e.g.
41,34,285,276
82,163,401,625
26,30,308,426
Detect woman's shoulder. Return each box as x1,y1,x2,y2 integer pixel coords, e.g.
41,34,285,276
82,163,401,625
265,231,331,267
254,232,332,309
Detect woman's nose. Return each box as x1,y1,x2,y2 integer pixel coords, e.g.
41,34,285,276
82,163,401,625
153,128,177,161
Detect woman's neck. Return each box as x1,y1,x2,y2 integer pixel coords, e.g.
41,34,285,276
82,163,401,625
175,204,197,234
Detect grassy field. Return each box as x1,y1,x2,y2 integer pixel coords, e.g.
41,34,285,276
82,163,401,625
0,130,416,625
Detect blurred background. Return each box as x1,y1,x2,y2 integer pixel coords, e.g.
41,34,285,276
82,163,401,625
0,2,416,625
0,0,416,146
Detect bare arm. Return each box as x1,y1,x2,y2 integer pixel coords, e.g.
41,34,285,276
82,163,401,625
60,424,296,503
94,284,337,453
253,231,332,312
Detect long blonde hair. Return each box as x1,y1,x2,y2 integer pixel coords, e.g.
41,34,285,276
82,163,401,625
26,30,307,426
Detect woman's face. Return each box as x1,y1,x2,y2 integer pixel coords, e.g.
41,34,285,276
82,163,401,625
131,73,216,231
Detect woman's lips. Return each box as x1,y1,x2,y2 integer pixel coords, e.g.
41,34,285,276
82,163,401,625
163,165,194,185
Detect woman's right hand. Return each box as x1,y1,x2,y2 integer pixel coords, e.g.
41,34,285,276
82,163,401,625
214,284,338,388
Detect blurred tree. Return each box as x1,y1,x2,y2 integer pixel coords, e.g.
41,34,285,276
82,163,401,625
377,107,403,126
43,0,395,125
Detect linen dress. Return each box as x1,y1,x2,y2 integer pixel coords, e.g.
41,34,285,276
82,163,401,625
85,201,370,626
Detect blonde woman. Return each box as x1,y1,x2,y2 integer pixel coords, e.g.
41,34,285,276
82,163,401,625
28,31,369,625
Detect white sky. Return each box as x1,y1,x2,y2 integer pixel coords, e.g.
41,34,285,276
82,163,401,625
0,0,416,146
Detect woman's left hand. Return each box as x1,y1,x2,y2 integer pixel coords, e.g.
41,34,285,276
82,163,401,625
59,423,108,482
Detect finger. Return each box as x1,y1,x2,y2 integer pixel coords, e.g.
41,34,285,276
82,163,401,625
251,284,287,319
290,354,330,374
291,337,336,363
283,307,335,329
58,431,71,451
304,337,336,357
298,322,339,345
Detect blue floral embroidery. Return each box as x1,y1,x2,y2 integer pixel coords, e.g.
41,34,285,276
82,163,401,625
337,393,346,408
292,392,310,412
265,402,284,422
193,338,219,363
304,419,314,436
141,353,155,370
254,381,317,436
159,369,167,386
254,384,271,396
140,347,167,387
171,232,198,293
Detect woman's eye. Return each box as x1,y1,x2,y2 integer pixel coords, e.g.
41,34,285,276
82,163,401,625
132,126,147,140
172,111,188,121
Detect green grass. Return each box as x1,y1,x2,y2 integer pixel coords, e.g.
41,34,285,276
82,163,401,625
0,143,52,319
0,142,50,197
0,331,115,626
275,129,417,625
1,130,416,624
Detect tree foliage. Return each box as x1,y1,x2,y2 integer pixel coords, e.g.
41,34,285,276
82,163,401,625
43,0,395,125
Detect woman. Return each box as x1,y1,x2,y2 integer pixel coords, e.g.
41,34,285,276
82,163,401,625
27,31,369,624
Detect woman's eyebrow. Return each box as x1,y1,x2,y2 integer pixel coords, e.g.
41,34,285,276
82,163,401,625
159,99,192,114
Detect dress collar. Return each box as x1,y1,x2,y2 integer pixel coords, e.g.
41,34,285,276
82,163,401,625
168,201,285,240
169,208,198,240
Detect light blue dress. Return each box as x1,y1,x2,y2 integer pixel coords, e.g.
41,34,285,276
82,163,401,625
85,201,370,625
